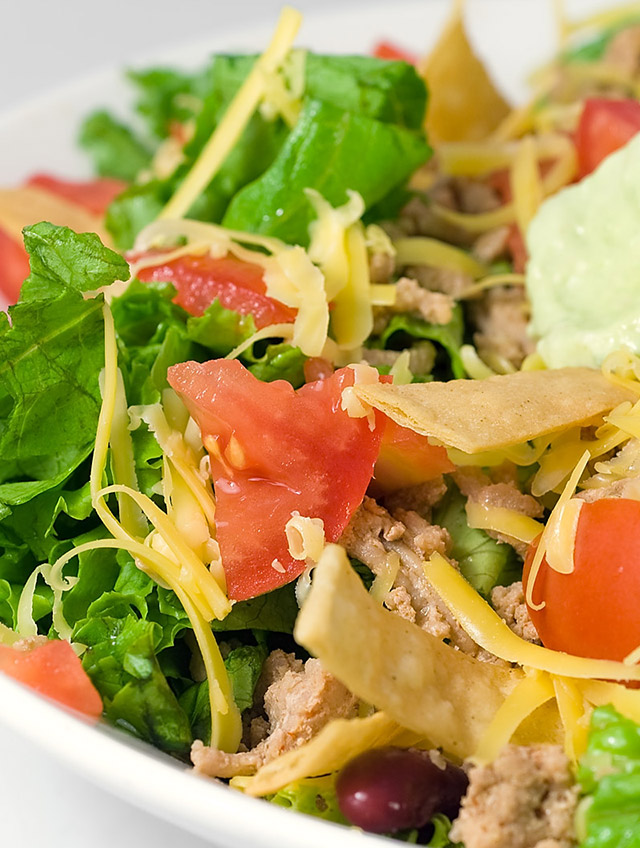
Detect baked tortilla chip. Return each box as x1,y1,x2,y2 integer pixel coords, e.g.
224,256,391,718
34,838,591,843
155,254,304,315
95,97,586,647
0,186,113,247
294,544,520,760
420,2,510,143
245,710,423,797
354,368,634,455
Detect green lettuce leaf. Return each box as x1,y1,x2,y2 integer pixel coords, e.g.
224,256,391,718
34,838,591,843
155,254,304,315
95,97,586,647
0,225,128,509
269,775,348,824
377,305,465,381
223,98,430,246
577,705,640,847
211,583,299,634
432,486,521,598
79,111,153,182
75,613,192,755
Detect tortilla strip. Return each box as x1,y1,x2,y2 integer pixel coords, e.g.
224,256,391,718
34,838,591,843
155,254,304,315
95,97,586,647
244,710,423,797
0,186,113,247
294,544,520,760
420,1,510,143
354,368,634,454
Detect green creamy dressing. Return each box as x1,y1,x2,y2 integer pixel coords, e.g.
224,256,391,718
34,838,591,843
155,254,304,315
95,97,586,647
526,131,640,368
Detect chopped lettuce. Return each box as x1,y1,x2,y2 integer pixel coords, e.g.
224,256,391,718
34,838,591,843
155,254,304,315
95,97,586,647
223,97,430,246
375,305,465,381
432,486,521,598
79,111,153,182
101,52,430,249
269,775,348,824
577,705,640,847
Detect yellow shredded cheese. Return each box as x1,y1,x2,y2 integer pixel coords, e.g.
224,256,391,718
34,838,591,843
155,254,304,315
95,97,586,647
425,551,640,682
511,136,543,235
393,236,488,278
160,7,302,220
553,676,590,762
526,450,590,610
473,671,556,764
285,513,325,563
331,222,374,351
465,501,543,545
306,189,365,300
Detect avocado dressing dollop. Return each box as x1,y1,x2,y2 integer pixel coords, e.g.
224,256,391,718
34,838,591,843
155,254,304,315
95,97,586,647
526,132,640,368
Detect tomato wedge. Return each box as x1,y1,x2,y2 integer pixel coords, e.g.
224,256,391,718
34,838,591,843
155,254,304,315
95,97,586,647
0,640,102,720
575,98,640,178
168,359,384,600
137,252,297,328
523,498,640,662
0,228,30,304
26,174,126,216
373,419,454,493
373,41,419,65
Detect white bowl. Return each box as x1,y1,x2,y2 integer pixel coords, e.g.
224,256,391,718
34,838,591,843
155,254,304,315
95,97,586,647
0,1,620,845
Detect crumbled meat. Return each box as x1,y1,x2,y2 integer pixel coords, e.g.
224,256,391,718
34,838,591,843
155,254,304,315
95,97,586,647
339,497,480,655
491,582,541,644
395,276,455,324
450,745,578,848
454,468,543,556
383,478,448,521
369,249,396,285
452,177,502,215
473,226,511,264
604,24,640,77
384,585,417,623
405,264,472,299
361,345,436,378
191,650,357,778
470,287,536,369
454,469,543,519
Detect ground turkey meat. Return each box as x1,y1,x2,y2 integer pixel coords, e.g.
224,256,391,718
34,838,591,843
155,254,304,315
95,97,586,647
339,496,481,656
191,650,357,778
470,286,536,370
491,582,541,644
450,745,578,848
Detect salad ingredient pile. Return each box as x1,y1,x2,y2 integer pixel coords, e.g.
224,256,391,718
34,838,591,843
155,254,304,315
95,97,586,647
5,2,640,847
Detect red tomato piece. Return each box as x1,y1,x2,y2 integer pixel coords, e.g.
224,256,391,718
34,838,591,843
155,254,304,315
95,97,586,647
26,174,126,216
0,228,30,304
523,498,640,661
575,98,640,178
373,41,419,65
136,252,297,328
168,359,384,600
373,419,454,493
0,640,102,720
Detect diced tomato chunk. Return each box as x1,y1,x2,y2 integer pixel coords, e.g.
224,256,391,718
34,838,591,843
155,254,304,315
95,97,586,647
168,360,384,600
26,174,126,216
0,640,102,720
575,98,640,178
0,228,30,303
373,41,419,64
373,418,454,493
136,252,297,328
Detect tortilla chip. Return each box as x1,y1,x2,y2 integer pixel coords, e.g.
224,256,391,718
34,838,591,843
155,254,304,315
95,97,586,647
294,544,519,760
0,186,112,247
245,710,423,797
354,368,634,455
420,2,510,143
